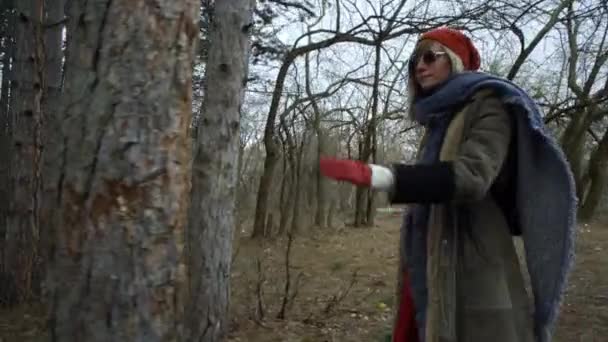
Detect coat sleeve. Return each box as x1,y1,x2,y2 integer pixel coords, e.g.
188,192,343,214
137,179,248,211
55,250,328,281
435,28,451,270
389,95,512,204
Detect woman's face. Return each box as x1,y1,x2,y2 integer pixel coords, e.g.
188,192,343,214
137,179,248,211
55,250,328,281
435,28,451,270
411,41,452,91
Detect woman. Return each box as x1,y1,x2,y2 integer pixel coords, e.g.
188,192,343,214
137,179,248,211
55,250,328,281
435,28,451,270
319,27,576,342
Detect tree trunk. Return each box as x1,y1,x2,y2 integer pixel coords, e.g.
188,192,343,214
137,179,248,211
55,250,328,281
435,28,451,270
252,145,279,237
0,2,15,292
354,136,368,226
251,58,294,238
315,132,328,227
47,1,198,340
38,0,65,300
0,1,14,117
278,146,292,236
4,0,45,305
290,132,308,235
44,0,64,109
354,42,381,227
579,127,608,221
366,43,382,227
304,52,328,228
185,0,254,340
561,107,596,198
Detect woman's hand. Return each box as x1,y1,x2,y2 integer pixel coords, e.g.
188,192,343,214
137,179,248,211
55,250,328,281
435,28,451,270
319,157,372,187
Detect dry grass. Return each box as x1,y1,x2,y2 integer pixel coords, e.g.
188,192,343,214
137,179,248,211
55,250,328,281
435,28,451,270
228,213,608,342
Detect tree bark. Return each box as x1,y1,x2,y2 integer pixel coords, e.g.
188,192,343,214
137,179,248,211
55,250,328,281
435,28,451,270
47,1,198,340
0,1,14,117
185,0,254,340
38,0,66,300
44,0,64,103
4,0,45,305
0,1,15,289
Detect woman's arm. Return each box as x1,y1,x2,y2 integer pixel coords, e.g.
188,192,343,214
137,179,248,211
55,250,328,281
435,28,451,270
366,95,512,204
319,95,512,204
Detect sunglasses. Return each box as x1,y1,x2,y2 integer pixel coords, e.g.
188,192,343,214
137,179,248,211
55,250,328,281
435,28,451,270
408,50,447,71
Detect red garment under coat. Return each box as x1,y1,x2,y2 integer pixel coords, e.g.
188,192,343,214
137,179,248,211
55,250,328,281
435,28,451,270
392,270,419,342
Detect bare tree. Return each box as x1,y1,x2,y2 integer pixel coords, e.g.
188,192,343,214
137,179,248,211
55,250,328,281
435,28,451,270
47,0,198,339
560,2,608,219
580,125,608,220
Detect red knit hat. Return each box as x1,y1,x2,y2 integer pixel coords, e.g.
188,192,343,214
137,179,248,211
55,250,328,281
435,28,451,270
419,27,480,71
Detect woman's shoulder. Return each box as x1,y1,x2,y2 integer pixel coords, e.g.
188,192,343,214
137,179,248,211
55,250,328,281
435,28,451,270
460,87,510,129
470,87,500,102
465,87,508,113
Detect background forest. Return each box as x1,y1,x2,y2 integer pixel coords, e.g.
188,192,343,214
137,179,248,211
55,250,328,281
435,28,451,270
0,0,606,341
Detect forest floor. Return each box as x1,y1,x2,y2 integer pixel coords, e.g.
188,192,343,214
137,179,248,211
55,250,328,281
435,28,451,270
227,212,608,342
0,212,606,342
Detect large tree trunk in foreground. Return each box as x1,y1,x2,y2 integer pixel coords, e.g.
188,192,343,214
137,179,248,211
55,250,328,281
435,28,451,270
48,1,198,340
185,0,255,341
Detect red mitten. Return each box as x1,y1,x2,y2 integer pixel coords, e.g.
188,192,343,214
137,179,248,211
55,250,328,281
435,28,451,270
319,157,372,187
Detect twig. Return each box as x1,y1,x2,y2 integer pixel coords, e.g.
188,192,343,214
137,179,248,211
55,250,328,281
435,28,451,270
255,257,265,321
277,230,299,319
322,269,359,315
287,272,305,311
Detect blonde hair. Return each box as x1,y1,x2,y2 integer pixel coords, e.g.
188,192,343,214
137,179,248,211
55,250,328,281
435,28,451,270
407,40,465,118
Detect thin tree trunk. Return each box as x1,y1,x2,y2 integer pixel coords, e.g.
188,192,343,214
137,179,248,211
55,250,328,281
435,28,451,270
278,136,292,235
291,131,308,235
252,145,279,237
354,135,368,226
579,127,608,221
48,1,198,340
313,122,328,228
366,42,382,227
304,51,328,228
185,0,254,340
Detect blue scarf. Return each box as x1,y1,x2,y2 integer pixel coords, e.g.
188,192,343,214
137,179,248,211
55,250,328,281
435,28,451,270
403,71,577,342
